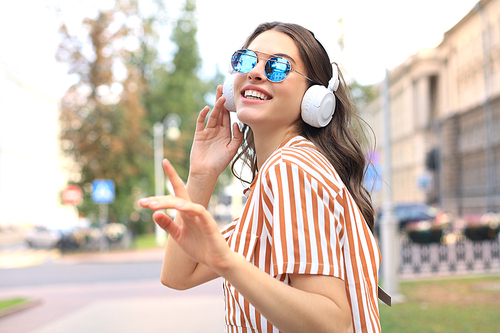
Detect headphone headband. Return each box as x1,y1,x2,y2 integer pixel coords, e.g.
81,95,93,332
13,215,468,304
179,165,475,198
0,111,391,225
328,63,340,92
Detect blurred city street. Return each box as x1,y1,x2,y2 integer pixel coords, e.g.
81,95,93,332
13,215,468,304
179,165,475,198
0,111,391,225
0,234,225,333
1,0,499,331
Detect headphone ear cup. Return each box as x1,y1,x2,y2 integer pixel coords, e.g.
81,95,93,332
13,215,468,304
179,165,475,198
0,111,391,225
222,75,236,112
301,85,336,128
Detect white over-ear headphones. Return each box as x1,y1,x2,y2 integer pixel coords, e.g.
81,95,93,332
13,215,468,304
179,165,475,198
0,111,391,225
222,63,340,128
223,75,236,112
301,64,339,128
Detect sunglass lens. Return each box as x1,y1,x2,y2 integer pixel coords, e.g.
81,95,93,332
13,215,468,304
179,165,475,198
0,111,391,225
266,57,290,82
231,50,256,73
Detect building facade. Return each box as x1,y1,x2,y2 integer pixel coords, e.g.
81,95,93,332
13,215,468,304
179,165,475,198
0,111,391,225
366,0,500,216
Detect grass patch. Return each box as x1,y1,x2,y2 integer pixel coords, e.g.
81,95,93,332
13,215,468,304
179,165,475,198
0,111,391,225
380,275,500,332
0,298,28,312
133,233,165,249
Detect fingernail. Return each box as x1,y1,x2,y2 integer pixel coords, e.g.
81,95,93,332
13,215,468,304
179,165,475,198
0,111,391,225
150,201,159,206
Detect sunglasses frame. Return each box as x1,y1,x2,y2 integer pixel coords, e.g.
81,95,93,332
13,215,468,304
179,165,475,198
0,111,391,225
231,49,314,83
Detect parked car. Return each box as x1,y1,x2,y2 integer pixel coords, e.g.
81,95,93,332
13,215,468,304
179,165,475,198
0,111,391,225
25,226,78,250
375,203,440,233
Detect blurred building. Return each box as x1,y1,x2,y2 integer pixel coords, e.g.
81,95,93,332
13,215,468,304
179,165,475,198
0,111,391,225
0,62,77,228
366,0,500,216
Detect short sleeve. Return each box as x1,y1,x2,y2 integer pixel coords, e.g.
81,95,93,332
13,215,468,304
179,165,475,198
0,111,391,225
220,220,238,242
265,158,345,280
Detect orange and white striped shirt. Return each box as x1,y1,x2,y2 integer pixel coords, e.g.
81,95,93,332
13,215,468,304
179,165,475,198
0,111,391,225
221,135,381,333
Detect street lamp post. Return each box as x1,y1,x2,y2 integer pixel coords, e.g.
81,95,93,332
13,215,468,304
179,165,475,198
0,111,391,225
153,122,166,246
380,69,403,303
153,114,181,246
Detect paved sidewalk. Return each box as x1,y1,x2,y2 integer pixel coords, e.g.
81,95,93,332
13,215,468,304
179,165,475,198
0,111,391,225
30,294,225,333
0,248,226,333
0,278,225,333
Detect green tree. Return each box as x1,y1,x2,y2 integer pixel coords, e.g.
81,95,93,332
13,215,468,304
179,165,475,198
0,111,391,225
57,0,164,229
57,0,227,233
144,0,211,181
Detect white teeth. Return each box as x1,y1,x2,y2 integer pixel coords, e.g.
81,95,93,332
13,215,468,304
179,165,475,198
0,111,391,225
243,90,269,100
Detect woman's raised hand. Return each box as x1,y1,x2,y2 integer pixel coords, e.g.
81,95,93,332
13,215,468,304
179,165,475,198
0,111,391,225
138,159,232,272
189,85,243,181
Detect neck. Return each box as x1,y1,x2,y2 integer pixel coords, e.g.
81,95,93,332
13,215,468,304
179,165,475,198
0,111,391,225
252,127,299,170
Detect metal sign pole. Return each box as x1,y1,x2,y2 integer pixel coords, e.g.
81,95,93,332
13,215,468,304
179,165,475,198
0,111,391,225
99,203,109,252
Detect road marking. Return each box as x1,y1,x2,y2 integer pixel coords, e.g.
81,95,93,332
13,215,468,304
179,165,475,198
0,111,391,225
0,249,61,269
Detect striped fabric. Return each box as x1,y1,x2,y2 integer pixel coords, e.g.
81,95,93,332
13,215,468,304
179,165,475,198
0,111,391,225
221,135,381,333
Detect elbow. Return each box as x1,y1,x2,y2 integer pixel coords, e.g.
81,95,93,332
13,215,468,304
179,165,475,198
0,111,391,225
345,321,354,333
341,312,354,333
160,275,191,291
339,310,354,333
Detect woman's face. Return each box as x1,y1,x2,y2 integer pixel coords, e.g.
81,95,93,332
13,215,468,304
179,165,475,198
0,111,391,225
233,30,309,135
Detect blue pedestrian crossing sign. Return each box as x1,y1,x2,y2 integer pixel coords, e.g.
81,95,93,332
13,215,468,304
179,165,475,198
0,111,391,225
91,179,115,204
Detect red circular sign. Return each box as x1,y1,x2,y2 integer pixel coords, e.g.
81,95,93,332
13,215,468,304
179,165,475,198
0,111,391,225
62,185,83,205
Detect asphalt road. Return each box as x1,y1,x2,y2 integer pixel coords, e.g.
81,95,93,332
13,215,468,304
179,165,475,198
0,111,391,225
1,261,163,288
0,248,225,333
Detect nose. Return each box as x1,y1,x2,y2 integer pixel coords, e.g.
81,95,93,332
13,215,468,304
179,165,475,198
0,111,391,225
247,59,267,82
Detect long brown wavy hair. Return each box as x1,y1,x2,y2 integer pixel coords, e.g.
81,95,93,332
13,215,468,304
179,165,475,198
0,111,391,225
230,22,376,232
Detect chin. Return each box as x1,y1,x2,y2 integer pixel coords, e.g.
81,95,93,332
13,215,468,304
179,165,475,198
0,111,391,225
235,105,264,122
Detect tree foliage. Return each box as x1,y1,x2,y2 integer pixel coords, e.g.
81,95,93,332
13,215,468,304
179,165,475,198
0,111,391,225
56,0,204,232
144,0,212,181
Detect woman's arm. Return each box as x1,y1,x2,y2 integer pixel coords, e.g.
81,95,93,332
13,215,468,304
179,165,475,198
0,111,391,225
223,255,353,333
139,86,242,290
143,164,353,333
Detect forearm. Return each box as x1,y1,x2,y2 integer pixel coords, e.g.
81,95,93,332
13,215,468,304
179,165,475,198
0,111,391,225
184,173,218,208
161,242,217,289
161,175,219,289
219,254,353,333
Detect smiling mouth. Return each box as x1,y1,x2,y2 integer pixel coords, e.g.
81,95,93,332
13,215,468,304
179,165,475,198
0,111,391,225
243,90,271,101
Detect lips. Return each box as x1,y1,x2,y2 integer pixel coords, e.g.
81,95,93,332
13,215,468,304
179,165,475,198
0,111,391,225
241,86,272,101
243,90,270,100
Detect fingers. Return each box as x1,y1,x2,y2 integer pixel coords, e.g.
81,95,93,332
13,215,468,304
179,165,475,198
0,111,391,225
138,194,187,210
136,160,191,205
139,194,208,217
162,159,189,199
175,201,210,219
196,106,210,132
232,122,243,142
205,94,226,128
152,211,176,232
197,86,232,132
215,84,223,100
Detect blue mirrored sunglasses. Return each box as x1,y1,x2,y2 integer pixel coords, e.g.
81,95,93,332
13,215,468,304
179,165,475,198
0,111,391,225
230,49,313,83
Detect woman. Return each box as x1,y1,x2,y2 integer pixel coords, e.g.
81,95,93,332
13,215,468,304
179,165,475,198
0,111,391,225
140,22,381,333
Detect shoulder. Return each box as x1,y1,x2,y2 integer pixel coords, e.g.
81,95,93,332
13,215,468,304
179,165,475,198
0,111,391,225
263,136,322,170
260,136,344,191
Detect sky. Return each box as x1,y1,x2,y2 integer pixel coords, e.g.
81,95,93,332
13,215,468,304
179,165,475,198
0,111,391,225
0,0,480,99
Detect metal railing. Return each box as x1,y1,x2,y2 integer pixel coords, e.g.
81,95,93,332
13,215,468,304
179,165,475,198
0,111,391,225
399,237,500,278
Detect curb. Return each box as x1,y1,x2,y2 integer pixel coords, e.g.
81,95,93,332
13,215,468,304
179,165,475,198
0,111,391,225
0,299,42,319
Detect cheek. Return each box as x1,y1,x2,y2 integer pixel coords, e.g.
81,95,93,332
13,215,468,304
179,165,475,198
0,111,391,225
279,83,306,112
232,74,245,96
